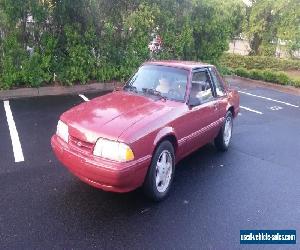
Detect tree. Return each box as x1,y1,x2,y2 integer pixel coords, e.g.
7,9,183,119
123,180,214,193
276,0,300,58
191,0,244,61
245,0,300,57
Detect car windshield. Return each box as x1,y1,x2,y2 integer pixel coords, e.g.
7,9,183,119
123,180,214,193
124,65,188,102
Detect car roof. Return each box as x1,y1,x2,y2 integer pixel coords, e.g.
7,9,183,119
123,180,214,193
143,60,214,71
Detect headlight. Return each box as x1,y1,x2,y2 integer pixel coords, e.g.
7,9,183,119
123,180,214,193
93,138,134,162
56,120,69,143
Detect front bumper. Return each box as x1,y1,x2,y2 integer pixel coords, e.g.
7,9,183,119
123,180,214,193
51,135,151,193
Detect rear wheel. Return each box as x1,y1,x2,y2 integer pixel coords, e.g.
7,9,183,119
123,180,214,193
215,111,233,152
143,141,175,201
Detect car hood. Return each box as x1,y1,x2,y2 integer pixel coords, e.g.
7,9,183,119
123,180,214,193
61,91,172,143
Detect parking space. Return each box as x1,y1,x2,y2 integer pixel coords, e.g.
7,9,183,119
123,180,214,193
239,93,298,118
0,83,300,249
9,95,83,166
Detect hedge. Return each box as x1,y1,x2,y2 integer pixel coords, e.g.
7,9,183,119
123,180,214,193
222,67,300,88
220,53,300,71
0,1,243,90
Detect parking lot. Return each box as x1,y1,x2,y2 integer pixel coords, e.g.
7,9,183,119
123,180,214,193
1,79,300,249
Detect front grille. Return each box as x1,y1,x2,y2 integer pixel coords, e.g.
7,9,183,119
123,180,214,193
69,136,94,154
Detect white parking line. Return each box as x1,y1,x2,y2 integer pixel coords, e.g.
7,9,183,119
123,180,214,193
79,94,90,102
3,101,24,163
239,91,299,108
240,106,263,115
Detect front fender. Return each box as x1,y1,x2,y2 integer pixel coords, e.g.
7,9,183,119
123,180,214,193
227,89,240,118
153,126,178,149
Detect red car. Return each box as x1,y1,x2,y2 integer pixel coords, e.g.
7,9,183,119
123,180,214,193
51,61,240,201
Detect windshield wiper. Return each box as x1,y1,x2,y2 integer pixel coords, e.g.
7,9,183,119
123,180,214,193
124,85,138,93
142,88,167,101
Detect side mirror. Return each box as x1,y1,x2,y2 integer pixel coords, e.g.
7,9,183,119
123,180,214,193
188,97,201,107
114,86,123,91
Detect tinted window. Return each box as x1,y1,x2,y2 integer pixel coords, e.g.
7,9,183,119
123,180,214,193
125,65,188,102
190,70,214,103
210,67,226,97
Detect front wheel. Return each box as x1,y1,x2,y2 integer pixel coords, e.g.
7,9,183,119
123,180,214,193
143,141,175,201
215,111,233,152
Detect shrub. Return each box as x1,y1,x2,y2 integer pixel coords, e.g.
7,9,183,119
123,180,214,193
220,53,300,71
216,65,234,76
0,34,27,89
292,80,300,88
0,33,57,89
21,52,52,87
58,26,97,84
225,67,300,88
234,68,250,78
261,70,290,85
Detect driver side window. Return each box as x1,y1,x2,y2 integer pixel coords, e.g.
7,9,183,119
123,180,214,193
190,70,214,104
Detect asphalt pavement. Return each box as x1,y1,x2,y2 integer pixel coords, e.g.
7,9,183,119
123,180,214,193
0,81,299,249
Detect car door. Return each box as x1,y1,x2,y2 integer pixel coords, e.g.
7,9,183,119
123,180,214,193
178,68,220,158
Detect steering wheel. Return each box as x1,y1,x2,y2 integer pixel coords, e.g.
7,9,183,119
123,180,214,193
168,89,182,100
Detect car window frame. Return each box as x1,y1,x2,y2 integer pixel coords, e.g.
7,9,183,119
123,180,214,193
208,66,227,98
188,68,217,107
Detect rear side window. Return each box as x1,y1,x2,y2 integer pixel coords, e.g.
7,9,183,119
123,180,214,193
190,70,214,103
210,67,226,97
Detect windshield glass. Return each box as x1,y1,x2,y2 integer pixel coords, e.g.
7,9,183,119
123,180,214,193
125,65,188,102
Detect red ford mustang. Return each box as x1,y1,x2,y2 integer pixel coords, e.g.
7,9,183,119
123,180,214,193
51,61,240,201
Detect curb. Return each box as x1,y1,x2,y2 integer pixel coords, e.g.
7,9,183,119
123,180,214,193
0,82,122,100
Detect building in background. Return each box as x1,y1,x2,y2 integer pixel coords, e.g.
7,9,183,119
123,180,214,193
228,39,300,59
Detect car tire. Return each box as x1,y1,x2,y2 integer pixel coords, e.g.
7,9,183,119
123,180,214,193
143,141,175,201
215,111,233,152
